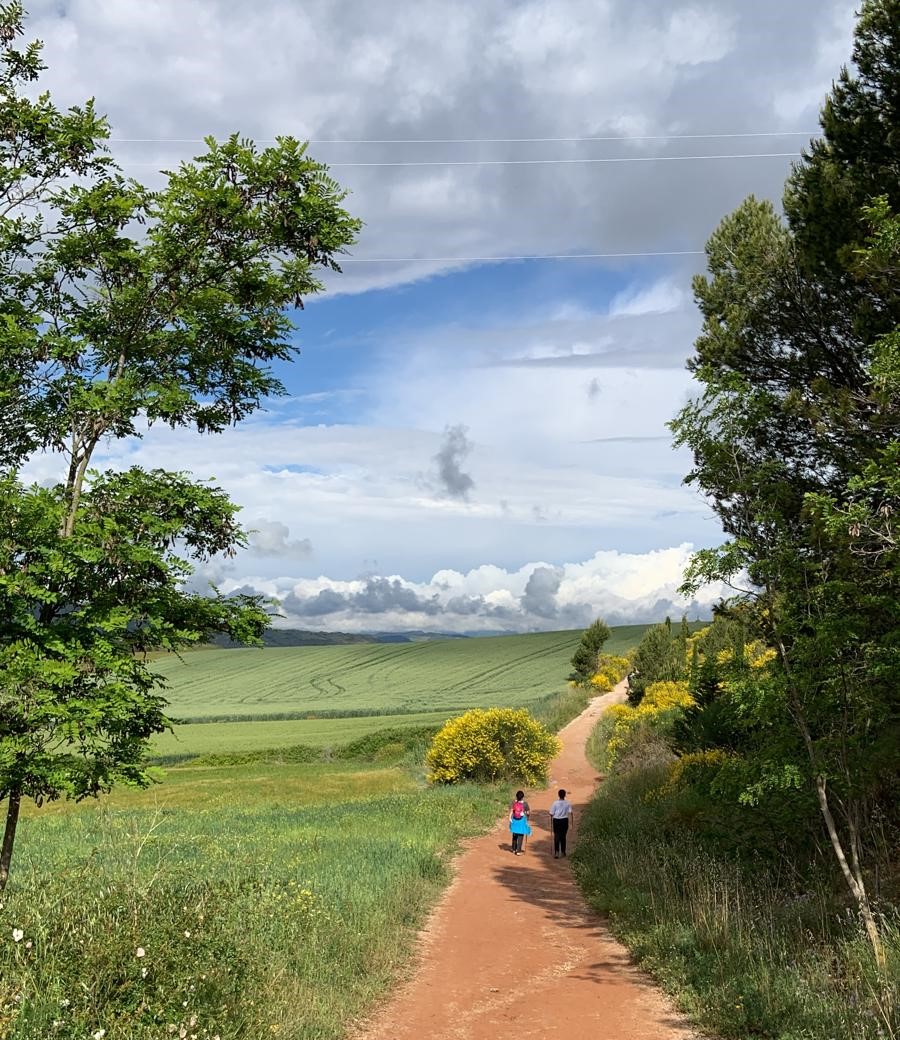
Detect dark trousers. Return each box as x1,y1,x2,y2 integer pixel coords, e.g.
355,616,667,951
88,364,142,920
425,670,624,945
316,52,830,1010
511,832,525,852
552,818,569,856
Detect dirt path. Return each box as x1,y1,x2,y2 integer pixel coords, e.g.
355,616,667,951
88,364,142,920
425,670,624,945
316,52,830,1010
355,682,695,1040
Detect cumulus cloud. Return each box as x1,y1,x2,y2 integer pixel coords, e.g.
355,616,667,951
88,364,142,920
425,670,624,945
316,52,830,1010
432,424,475,500
226,544,726,634
521,565,563,618
248,520,313,558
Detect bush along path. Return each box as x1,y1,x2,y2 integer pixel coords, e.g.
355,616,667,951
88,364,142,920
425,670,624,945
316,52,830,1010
353,681,695,1040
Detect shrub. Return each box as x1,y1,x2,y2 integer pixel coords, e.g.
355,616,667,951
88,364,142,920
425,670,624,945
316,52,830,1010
590,654,630,691
426,708,560,785
606,680,694,765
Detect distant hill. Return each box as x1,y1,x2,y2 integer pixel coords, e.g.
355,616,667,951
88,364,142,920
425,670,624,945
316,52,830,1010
210,628,472,648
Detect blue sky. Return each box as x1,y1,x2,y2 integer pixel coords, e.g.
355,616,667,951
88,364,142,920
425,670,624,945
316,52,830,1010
23,0,859,631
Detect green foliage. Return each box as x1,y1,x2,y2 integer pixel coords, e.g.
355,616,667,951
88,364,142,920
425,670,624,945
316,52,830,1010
669,0,900,951
570,618,611,683
426,708,560,785
0,3,360,886
628,618,691,703
0,474,271,801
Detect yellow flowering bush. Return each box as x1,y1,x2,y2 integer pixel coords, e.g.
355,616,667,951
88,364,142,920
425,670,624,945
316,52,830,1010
749,644,777,669
589,654,630,691
667,748,729,789
426,708,560,785
605,680,695,763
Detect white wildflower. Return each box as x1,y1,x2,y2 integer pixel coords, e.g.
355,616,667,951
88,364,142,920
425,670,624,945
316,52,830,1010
11,928,23,943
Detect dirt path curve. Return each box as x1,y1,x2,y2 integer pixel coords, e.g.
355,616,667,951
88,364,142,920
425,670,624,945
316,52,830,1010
355,682,695,1040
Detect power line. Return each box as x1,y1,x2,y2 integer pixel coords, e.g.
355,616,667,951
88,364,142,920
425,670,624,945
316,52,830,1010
118,151,799,169
338,249,705,263
108,130,819,145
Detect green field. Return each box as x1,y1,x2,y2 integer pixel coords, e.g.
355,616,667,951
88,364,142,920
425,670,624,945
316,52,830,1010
154,626,645,723
2,625,649,1040
150,710,451,763
4,767,502,1040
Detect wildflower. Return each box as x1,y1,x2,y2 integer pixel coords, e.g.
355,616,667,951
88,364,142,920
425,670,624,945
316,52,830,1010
184,930,191,938
93,1031,106,1039
11,928,23,943
141,966,148,978
136,947,146,958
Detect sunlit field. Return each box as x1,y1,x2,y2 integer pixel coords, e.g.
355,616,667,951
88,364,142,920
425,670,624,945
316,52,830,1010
153,627,646,720
0,627,647,1039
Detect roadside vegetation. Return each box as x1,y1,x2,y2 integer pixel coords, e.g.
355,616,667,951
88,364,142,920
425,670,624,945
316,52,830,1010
576,616,898,1039
572,5,900,1036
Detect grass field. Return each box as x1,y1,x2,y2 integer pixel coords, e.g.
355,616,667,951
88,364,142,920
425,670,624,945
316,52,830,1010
1,625,648,1039
154,626,647,723
2,770,502,1040
150,710,452,763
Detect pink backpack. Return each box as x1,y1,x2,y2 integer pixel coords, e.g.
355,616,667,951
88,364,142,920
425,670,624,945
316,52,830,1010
512,800,525,820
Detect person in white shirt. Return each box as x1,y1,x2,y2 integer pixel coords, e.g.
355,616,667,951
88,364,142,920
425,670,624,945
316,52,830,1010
548,789,573,858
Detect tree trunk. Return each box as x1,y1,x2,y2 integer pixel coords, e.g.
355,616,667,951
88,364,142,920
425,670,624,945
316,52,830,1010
0,789,21,892
773,630,886,969
814,775,886,969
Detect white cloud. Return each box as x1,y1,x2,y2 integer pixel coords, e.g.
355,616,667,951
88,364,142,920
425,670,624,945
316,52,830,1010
247,520,313,559
224,543,725,633
610,278,687,316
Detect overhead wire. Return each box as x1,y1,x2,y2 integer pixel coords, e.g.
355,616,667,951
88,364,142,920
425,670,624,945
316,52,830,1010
101,129,812,266
115,151,800,169
108,129,819,145
338,250,705,263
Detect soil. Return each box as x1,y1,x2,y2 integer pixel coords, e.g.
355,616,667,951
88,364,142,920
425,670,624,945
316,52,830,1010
354,683,696,1040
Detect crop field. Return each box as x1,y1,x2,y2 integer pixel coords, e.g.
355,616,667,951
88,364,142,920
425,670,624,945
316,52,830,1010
154,626,648,724
150,710,452,764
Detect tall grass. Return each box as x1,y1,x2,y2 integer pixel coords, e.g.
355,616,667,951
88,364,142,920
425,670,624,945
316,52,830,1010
573,764,899,1040
528,684,592,732
0,774,501,1039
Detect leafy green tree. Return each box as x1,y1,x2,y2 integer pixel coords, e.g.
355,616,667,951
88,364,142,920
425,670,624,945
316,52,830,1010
671,0,899,962
570,618,611,684
628,620,688,703
0,3,360,889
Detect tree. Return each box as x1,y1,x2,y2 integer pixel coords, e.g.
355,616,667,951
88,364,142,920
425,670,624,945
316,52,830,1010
628,620,688,704
570,618,611,684
671,0,899,963
0,4,360,889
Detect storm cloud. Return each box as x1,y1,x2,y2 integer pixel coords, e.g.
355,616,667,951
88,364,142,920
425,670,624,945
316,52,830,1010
433,424,475,500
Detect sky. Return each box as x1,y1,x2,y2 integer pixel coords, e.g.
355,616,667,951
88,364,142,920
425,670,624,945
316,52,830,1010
22,0,859,633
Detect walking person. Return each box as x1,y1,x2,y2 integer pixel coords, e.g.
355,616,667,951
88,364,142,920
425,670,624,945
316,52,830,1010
548,789,573,858
509,789,532,855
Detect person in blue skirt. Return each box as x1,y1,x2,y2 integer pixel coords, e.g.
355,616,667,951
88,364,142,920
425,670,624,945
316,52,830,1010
509,789,532,855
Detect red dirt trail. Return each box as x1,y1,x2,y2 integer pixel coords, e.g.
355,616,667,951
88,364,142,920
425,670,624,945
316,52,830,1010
355,683,695,1040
